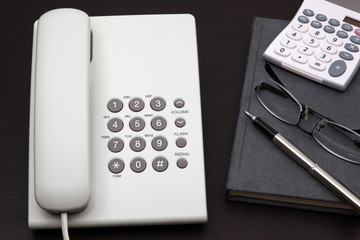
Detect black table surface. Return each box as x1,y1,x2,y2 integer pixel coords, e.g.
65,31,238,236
2,0,360,239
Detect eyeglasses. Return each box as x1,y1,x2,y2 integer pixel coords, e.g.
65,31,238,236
255,62,360,164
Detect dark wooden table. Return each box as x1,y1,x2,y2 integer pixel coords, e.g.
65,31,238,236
1,0,360,239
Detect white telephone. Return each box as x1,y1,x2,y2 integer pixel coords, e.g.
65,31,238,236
28,8,207,234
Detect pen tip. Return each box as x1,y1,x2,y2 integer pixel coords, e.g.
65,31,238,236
243,110,252,119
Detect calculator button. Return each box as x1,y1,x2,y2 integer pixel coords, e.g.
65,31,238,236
130,158,146,173
309,30,325,39
311,20,322,29
303,37,320,48
175,118,186,128
129,117,145,132
298,16,309,24
321,44,337,55
315,52,332,63
151,116,167,131
174,98,185,108
107,98,123,113
323,25,335,34
150,97,166,111
329,60,346,77
309,61,326,71
129,97,145,112
177,158,188,169
345,43,359,52
280,38,297,49
297,45,314,56
152,157,168,172
274,47,291,57
342,23,353,32
108,138,124,153
291,53,308,64
303,9,314,17
108,158,125,174
356,29,360,36
152,136,168,151
336,30,348,39
130,137,146,152
316,14,327,22
350,35,360,45
176,138,187,148
328,18,340,27
292,23,308,33
339,51,354,61
326,36,343,47
286,31,302,41
108,118,124,132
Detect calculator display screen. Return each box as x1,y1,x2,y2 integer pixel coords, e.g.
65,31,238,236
343,17,360,27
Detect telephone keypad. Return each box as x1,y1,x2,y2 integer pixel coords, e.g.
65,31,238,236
107,96,188,174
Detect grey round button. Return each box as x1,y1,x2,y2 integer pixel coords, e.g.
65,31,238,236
174,98,185,108
107,118,123,132
177,158,188,169
339,51,354,61
345,43,359,52
350,35,360,45
130,158,146,173
129,117,145,132
303,9,314,17
176,138,187,148
311,20,322,29
337,30,348,39
107,98,123,113
152,157,168,172
316,14,327,22
175,118,186,128
150,97,166,111
298,16,309,24
130,137,146,152
152,136,168,151
342,23,353,32
328,18,340,26
129,97,145,112
323,25,335,34
151,116,167,131
108,158,125,174
108,138,124,153
329,60,347,77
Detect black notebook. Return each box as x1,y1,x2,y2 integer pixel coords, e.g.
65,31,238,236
226,17,360,215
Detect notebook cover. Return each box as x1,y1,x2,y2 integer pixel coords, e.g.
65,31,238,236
226,17,360,215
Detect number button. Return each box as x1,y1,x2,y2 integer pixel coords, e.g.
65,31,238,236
152,157,168,172
129,97,145,112
280,38,297,49
274,47,291,57
130,158,146,173
151,116,167,131
286,31,302,41
303,37,320,48
326,36,343,47
108,138,124,153
107,118,123,132
152,136,168,151
292,23,308,33
150,97,166,111
321,44,337,55
315,52,332,63
310,30,325,40
297,45,314,56
107,98,123,113
130,137,146,152
129,117,145,132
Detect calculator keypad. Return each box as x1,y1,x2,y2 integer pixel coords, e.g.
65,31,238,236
106,97,188,174
270,7,360,88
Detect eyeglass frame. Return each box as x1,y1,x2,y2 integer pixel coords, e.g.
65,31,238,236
254,62,360,164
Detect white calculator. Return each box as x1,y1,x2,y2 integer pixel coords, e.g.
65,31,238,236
263,0,360,91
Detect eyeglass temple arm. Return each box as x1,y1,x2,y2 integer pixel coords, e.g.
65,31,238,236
265,62,286,87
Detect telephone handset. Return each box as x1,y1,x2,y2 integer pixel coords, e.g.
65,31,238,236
29,8,207,233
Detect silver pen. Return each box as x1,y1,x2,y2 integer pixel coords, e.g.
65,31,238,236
244,110,360,214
